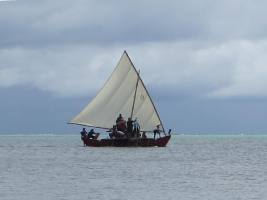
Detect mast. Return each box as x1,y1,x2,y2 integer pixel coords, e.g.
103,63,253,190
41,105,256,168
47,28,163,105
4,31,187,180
124,51,166,134
130,69,140,119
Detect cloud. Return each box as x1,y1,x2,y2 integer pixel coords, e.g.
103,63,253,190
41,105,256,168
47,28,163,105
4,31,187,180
209,40,267,97
1,40,267,98
0,45,120,96
128,40,267,98
1,0,267,48
1,0,267,98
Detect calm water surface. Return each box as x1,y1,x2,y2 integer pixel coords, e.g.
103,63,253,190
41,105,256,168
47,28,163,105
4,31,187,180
0,135,266,200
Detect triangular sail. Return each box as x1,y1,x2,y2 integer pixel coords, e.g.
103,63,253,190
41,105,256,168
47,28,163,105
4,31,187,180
69,51,163,131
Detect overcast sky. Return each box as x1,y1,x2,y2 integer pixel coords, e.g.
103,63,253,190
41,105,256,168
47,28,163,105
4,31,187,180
1,0,267,134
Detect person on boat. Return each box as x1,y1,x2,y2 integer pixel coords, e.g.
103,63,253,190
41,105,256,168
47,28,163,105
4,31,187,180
80,128,87,146
87,129,100,139
133,118,140,138
110,125,126,138
116,130,126,138
116,113,123,123
127,117,133,137
153,125,161,139
142,131,147,139
109,126,116,139
80,128,87,138
87,129,95,139
117,119,126,132
116,114,126,132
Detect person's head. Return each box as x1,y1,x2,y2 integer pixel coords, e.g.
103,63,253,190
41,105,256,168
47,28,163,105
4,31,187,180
83,128,86,131
156,125,160,128
90,129,94,132
119,113,122,117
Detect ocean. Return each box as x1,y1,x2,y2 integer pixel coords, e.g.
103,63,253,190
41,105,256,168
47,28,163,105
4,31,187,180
0,134,266,200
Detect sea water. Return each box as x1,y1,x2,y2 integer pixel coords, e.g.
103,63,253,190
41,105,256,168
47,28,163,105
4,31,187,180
0,134,266,200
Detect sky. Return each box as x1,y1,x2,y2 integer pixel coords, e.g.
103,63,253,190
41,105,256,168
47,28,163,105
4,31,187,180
1,0,267,134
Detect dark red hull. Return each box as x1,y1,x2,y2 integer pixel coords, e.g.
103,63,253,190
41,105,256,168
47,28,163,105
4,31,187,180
82,135,171,147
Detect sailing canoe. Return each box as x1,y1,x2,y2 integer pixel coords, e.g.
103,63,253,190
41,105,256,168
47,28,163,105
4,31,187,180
69,51,171,147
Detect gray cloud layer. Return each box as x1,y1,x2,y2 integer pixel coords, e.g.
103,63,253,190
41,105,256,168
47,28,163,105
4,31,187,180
2,0,267,46
1,0,267,98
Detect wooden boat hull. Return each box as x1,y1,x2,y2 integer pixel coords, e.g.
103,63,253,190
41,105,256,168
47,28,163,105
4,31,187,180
82,135,171,147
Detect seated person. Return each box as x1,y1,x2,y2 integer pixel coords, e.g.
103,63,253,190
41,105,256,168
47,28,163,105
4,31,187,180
87,129,100,139
109,126,116,139
141,131,147,139
110,125,126,139
116,130,126,138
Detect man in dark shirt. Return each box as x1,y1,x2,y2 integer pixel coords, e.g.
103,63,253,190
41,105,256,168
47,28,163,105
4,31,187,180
153,125,161,139
127,118,133,137
80,128,87,146
80,128,87,138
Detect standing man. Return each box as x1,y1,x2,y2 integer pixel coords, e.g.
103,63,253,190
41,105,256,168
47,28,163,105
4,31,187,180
153,125,161,139
80,128,87,146
127,117,133,138
133,118,140,138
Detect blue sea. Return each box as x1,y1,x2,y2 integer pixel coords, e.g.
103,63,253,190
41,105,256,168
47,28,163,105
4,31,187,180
0,134,266,200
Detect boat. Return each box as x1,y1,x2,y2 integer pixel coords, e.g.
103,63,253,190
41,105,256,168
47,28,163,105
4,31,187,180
69,51,171,147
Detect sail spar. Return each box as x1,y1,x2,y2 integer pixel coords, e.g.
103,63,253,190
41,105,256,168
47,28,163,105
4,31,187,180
69,51,164,131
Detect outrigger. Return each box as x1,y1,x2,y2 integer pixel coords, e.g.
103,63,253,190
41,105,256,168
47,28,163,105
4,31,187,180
69,51,171,147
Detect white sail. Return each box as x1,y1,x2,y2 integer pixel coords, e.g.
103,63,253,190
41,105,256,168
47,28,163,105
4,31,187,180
69,51,163,131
